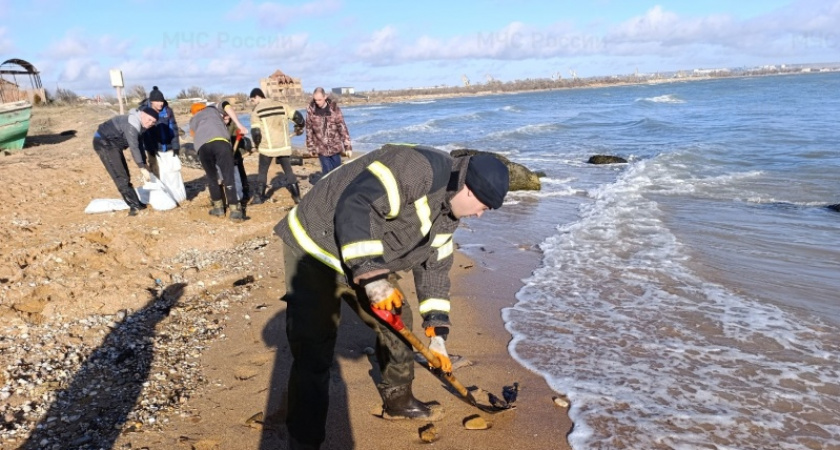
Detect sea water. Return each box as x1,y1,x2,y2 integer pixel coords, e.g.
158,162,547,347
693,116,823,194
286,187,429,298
342,72,840,449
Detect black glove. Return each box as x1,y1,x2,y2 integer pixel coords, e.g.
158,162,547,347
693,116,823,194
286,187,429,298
251,128,262,148
292,110,305,128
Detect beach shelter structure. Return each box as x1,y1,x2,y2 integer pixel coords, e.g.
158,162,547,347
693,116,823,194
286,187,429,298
0,59,46,104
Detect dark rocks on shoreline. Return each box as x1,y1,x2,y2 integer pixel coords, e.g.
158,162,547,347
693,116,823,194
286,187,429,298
588,155,628,164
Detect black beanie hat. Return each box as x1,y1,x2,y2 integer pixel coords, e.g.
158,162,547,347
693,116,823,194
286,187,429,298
464,154,509,209
249,88,265,99
149,86,165,102
140,106,159,121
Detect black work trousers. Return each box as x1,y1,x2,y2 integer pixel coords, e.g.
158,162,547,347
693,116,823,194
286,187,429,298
257,154,296,187
92,138,144,209
198,140,239,204
233,150,250,199
281,243,414,446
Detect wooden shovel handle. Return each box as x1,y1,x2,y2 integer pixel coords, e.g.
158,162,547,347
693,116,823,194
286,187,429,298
394,326,471,398
372,308,471,399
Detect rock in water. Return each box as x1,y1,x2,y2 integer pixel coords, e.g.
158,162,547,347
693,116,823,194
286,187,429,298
588,155,628,164
826,204,840,212
450,149,542,191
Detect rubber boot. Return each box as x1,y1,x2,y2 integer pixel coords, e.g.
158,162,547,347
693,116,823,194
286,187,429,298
288,182,301,204
241,186,251,207
250,183,267,205
378,384,443,421
229,203,245,222
209,200,225,217
128,203,147,216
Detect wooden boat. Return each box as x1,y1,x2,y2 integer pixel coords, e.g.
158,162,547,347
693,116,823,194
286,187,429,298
0,100,32,150
1,58,44,151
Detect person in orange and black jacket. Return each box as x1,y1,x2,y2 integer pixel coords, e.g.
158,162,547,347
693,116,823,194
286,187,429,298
188,101,246,222
305,87,352,175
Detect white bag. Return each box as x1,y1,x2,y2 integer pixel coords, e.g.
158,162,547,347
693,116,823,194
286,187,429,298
157,151,187,203
136,174,178,211
84,198,130,214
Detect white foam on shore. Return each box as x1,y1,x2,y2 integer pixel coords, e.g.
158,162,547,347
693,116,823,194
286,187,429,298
503,157,840,449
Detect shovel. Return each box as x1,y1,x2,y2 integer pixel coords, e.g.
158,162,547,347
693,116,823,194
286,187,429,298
373,308,515,414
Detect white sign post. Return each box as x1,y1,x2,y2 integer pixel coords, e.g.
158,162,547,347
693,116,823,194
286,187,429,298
109,69,125,114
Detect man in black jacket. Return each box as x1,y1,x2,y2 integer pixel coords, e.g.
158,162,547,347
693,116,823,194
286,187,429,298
275,144,510,449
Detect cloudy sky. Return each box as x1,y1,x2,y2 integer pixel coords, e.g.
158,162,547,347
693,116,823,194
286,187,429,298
1,0,839,97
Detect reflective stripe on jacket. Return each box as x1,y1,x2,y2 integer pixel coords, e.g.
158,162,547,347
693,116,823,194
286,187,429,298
251,99,294,157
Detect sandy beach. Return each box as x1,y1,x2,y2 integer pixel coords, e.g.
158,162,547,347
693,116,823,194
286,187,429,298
0,104,572,449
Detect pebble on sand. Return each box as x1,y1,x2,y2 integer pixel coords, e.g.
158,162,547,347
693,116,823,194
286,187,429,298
463,414,491,430
418,423,438,443
552,395,570,408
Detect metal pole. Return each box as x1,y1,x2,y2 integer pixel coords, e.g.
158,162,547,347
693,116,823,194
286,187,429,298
117,86,124,114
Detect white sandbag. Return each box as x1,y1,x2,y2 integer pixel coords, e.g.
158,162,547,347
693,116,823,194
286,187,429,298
157,151,187,203
85,198,130,214
136,175,178,211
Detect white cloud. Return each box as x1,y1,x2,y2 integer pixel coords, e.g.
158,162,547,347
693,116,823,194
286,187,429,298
43,30,90,60
601,3,840,61
55,58,104,87
354,26,400,64
348,3,840,71
97,35,135,58
353,21,603,65
43,31,137,61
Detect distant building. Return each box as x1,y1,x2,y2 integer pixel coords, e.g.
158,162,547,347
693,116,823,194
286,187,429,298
693,68,731,75
260,70,304,101
332,87,355,95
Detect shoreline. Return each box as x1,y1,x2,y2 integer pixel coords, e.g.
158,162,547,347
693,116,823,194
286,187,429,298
334,69,838,108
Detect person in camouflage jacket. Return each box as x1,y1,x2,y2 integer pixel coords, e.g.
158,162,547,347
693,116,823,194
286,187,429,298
305,87,352,175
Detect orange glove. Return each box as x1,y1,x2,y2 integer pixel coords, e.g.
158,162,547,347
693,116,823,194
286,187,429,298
363,278,403,311
425,326,452,373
